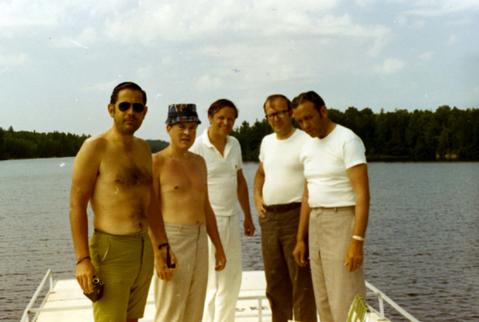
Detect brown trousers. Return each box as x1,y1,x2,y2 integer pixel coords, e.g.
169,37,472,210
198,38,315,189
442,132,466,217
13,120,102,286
260,206,318,322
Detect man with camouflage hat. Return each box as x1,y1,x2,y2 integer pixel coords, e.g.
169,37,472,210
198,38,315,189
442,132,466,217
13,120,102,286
152,104,226,322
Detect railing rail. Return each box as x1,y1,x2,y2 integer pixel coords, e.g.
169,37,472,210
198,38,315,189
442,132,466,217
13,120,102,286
20,270,54,322
366,281,421,322
21,271,420,322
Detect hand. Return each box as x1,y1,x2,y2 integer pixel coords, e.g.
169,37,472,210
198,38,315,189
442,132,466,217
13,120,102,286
254,196,266,218
243,217,256,236
155,246,177,281
292,240,308,267
76,259,96,294
344,240,364,272
215,250,227,271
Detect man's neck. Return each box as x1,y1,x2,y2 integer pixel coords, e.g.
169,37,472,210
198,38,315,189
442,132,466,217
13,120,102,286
167,145,189,159
207,128,226,145
207,128,228,156
319,121,336,139
275,126,295,140
109,127,135,143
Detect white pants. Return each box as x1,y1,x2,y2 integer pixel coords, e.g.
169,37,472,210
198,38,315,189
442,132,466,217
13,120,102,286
203,214,242,322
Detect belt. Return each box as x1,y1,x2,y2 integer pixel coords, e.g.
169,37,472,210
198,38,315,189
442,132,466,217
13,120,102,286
314,206,354,212
263,202,301,213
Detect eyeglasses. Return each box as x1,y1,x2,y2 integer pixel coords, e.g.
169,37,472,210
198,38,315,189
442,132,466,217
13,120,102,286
265,109,289,120
118,102,146,113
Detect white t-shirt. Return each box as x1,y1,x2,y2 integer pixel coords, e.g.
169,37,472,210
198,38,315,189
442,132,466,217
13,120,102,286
300,124,366,208
190,130,242,216
259,129,311,205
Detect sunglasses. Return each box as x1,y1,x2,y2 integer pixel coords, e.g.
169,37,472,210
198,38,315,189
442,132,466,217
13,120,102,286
118,102,146,113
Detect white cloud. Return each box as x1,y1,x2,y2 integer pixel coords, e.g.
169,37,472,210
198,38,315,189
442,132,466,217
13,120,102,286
77,27,98,45
0,0,61,29
419,51,434,61
402,0,479,17
100,1,388,46
447,34,457,46
0,52,29,68
194,73,225,91
354,0,376,6
374,57,405,74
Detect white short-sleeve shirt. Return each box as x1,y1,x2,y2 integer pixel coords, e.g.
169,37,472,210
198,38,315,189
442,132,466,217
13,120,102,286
300,124,366,208
259,129,310,205
190,130,242,216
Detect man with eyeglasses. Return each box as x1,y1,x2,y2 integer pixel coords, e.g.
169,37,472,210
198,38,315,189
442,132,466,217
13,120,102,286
254,94,317,322
69,82,172,322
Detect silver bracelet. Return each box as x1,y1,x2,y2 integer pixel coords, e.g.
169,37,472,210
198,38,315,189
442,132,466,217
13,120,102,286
352,235,365,242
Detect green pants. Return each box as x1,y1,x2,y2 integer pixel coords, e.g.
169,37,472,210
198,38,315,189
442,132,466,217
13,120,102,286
89,229,153,322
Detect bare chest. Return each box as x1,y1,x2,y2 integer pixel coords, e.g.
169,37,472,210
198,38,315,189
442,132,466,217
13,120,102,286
160,158,204,193
100,155,152,189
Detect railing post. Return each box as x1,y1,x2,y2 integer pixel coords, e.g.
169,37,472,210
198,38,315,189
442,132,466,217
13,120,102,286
258,298,263,322
378,294,385,317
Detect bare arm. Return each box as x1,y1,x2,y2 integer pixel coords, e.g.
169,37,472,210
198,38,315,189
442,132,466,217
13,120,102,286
293,180,311,267
69,139,102,294
237,169,255,236
253,162,266,218
344,163,370,272
149,155,175,280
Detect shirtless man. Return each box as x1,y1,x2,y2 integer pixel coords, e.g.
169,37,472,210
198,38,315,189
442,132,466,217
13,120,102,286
152,104,226,322
69,82,171,322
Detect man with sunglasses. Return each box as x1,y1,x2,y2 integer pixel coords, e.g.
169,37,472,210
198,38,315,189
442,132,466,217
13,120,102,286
253,94,317,322
69,82,172,322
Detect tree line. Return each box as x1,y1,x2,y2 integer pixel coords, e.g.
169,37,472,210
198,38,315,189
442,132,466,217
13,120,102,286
231,105,479,162
0,126,170,160
1,105,478,161
0,126,89,160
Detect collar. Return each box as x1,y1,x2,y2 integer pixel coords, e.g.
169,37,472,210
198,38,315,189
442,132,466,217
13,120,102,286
201,129,231,149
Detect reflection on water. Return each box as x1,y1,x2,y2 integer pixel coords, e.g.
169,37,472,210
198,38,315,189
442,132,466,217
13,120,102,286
1,159,478,321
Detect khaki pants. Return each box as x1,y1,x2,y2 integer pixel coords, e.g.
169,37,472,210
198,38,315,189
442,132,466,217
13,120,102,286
309,207,366,322
154,224,208,322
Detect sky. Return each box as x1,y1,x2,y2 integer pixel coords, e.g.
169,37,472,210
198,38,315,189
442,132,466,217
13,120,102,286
0,0,478,140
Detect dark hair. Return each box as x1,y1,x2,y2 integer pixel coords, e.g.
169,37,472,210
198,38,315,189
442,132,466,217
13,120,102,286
263,94,292,112
110,82,147,105
208,99,238,118
291,91,325,113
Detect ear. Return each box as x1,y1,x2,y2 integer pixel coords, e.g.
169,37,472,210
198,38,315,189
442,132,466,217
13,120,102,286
319,105,328,118
108,104,115,117
208,114,213,124
143,105,148,117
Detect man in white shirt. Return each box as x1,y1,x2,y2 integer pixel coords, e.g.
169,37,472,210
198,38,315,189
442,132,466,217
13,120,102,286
254,94,317,322
190,99,255,322
292,91,370,322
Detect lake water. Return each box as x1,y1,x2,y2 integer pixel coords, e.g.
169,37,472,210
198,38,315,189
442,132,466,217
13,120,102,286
0,158,478,322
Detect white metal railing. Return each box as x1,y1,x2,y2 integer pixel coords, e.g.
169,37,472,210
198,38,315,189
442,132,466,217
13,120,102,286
21,271,420,322
20,269,54,322
366,281,421,322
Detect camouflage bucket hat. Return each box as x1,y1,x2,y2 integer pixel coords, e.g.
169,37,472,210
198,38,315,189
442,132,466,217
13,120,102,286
165,103,201,125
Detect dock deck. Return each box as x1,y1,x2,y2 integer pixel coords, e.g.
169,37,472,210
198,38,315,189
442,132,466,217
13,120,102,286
21,270,419,322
